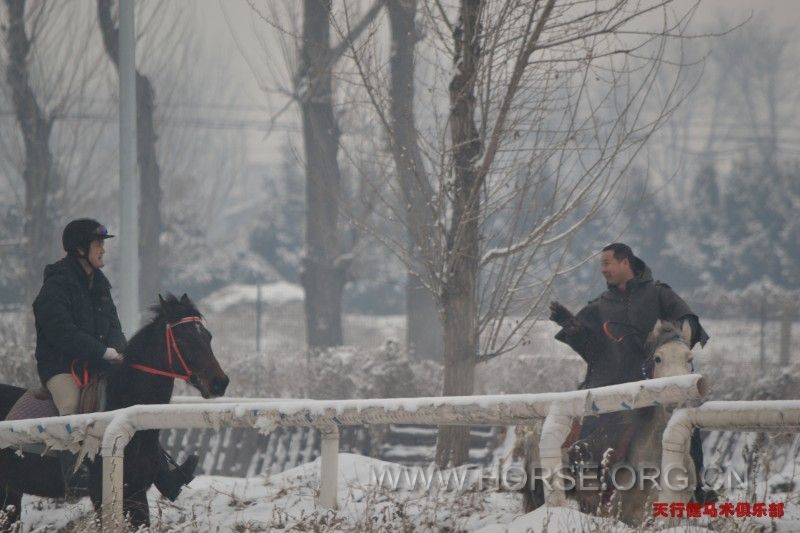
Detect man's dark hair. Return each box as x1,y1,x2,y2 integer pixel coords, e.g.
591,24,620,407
602,242,636,265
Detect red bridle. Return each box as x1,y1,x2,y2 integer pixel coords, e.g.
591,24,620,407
128,316,203,382
71,316,204,389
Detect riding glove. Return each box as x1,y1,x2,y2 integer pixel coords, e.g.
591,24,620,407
103,347,124,364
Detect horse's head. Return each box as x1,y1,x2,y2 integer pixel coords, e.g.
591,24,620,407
150,293,229,399
644,319,693,378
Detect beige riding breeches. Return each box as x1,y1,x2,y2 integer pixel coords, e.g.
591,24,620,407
46,373,81,416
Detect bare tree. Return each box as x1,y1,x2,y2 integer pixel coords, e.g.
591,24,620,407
3,0,60,312
98,2,249,302
0,0,105,314
705,16,797,171
246,0,384,348
97,0,164,310
298,0,348,347
386,0,444,362
343,0,699,464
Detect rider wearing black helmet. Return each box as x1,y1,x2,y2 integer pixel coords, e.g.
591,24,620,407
32,218,197,501
34,218,125,408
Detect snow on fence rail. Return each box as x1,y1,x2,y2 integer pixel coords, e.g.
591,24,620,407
0,375,706,532
660,400,800,504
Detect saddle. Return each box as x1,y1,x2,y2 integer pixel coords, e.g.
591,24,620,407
5,374,107,422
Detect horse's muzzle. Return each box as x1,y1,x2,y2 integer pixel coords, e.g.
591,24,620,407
210,375,229,397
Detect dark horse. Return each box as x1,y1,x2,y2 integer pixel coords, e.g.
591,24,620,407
0,294,229,530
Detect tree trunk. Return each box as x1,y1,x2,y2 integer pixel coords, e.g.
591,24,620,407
435,0,482,467
299,0,346,348
387,0,443,362
436,290,478,466
97,0,162,310
135,73,162,309
5,0,61,316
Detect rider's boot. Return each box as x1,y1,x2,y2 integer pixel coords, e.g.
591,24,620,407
154,449,199,502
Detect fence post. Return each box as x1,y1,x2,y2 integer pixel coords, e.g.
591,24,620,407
759,287,767,371
319,425,340,509
539,403,573,506
102,453,125,532
780,300,795,366
256,284,262,353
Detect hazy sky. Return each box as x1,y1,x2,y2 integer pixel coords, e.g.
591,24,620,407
192,0,800,165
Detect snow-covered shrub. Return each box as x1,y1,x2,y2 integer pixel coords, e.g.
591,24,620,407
0,313,38,388
160,228,281,301
689,282,800,319
209,340,441,401
475,352,583,395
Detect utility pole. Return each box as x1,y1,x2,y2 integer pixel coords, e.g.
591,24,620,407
759,286,767,371
256,283,262,353
118,0,140,335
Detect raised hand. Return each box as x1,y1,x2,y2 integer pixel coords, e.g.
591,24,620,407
549,301,574,326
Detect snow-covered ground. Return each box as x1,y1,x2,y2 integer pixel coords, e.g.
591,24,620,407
3,296,800,531
18,453,800,532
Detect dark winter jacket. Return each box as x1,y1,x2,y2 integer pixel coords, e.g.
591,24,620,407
32,255,126,386
555,258,708,389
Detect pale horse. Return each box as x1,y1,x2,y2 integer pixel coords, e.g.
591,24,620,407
514,319,700,526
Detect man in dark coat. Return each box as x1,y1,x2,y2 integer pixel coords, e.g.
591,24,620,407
32,218,197,501
33,219,125,409
549,242,712,503
550,243,708,389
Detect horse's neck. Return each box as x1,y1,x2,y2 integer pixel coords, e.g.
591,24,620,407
123,370,175,406
629,406,669,462
107,321,175,409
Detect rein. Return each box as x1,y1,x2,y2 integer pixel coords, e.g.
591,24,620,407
70,316,201,389
601,321,637,344
598,320,692,381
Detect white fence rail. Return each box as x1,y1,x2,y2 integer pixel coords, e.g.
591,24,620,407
0,375,706,532
660,400,800,503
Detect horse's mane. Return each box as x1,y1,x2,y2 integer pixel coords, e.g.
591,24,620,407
122,293,202,364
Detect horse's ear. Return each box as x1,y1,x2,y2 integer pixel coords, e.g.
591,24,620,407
680,320,693,346
158,294,166,307
180,293,189,305
647,319,663,346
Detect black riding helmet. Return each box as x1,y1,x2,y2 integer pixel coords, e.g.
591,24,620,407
62,218,115,255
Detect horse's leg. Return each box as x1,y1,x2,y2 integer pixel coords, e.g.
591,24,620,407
0,486,22,532
519,422,545,513
88,460,103,519
124,487,150,529
88,459,152,529
122,432,162,529
0,449,64,498
617,408,672,527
